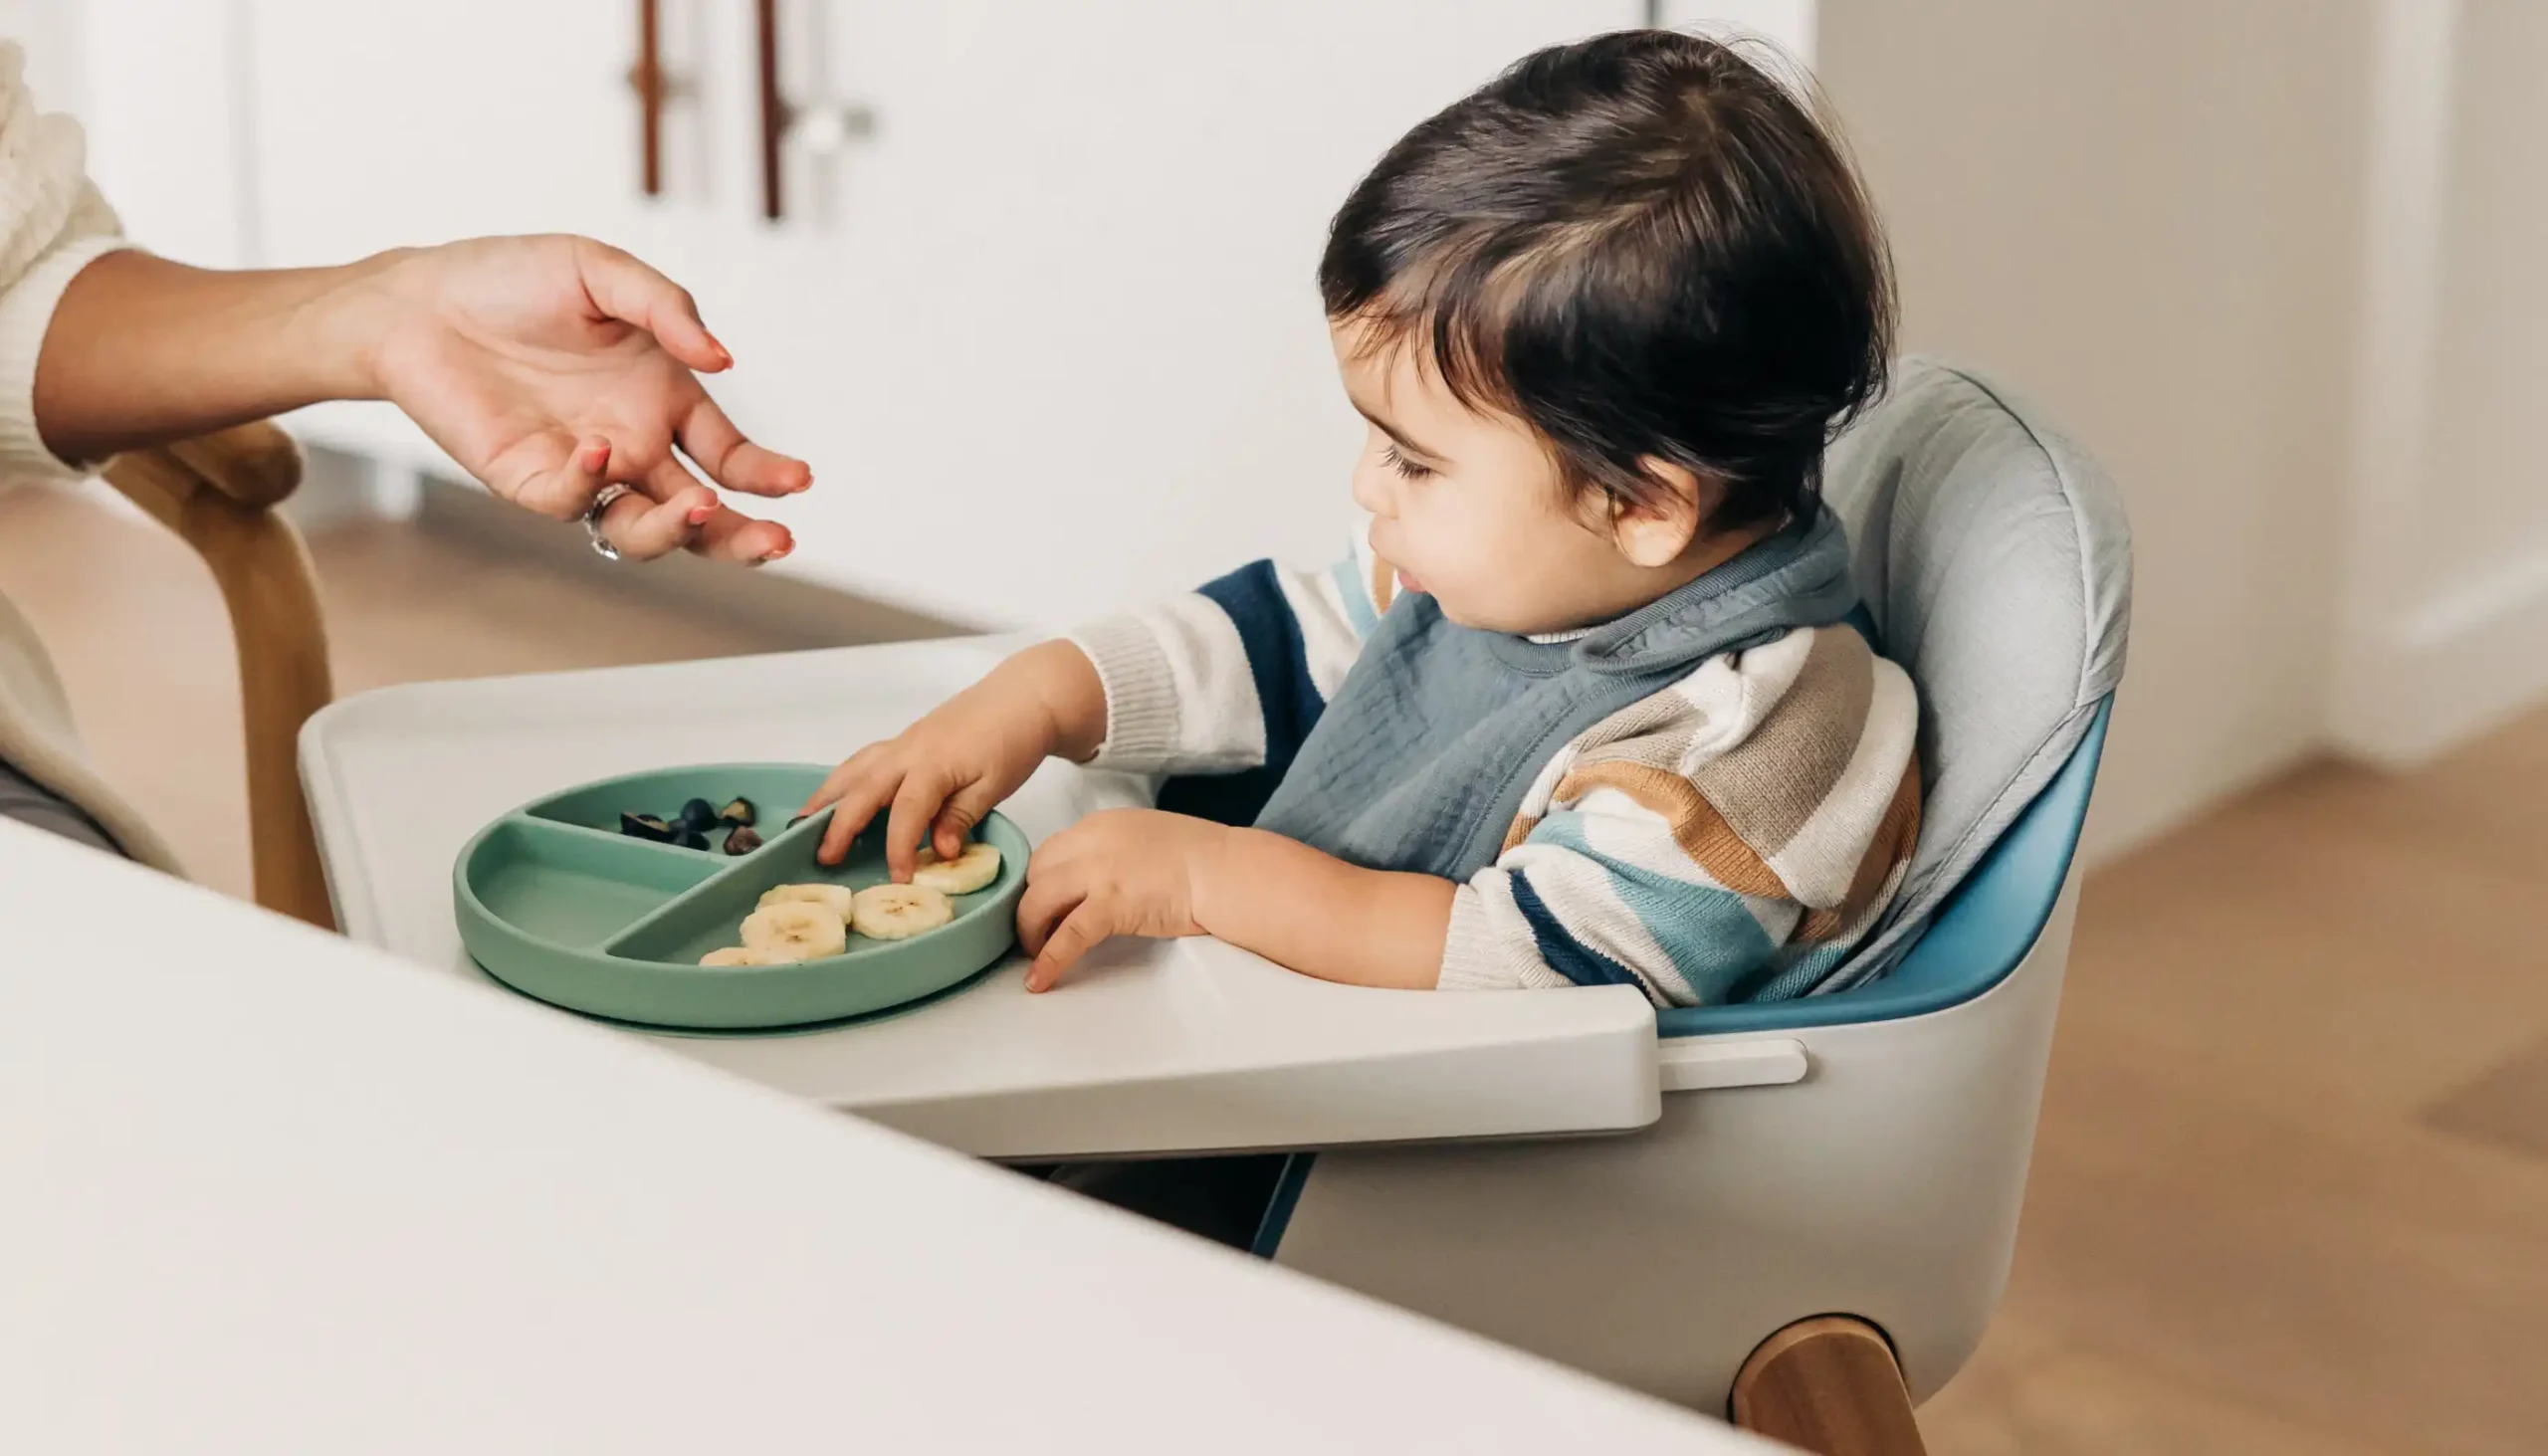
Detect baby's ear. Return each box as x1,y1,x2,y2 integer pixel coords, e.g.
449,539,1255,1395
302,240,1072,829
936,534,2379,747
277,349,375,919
1610,459,1711,568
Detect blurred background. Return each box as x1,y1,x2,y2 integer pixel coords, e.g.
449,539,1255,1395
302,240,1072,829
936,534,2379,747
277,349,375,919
5,1,2543,1450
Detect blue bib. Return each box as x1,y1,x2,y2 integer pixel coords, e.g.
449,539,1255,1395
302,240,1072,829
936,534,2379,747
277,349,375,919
1250,513,1861,880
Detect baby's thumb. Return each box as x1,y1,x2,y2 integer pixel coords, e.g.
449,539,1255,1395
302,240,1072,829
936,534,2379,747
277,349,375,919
933,782,998,859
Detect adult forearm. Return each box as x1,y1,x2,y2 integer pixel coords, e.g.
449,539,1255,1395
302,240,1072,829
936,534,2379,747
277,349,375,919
31,249,398,462
1194,827,1452,989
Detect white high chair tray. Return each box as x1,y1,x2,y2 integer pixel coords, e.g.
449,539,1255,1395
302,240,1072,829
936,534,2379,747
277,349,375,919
301,638,1660,1159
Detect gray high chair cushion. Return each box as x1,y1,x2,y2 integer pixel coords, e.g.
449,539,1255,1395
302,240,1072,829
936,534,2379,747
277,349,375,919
1820,357,2132,990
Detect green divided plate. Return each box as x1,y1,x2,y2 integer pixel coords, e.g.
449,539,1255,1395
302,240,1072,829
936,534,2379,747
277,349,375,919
453,762,1027,1031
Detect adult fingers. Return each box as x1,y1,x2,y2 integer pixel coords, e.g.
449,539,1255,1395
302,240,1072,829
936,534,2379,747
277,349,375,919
600,478,718,561
573,239,730,373
490,434,612,521
680,396,811,499
1025,904,1109,993
685,505,794,565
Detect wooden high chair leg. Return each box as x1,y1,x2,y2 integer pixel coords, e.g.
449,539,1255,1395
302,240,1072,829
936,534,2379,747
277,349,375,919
104,423,337,930
1730,1316,1928,1456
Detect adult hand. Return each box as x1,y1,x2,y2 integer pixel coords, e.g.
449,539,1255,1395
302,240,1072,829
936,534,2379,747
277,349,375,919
358,236,809,563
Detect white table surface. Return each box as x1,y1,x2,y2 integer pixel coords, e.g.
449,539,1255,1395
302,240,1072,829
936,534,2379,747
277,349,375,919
0,822,1774,1455
299,640,1661,1159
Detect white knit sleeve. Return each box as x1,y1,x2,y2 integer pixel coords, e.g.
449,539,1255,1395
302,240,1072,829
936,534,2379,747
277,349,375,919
0,42,130,481
1065,548,1382,775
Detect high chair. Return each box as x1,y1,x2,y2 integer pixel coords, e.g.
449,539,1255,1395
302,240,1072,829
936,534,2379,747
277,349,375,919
100,422,335,929
289,355,2126,1455
1254,357,2133,1454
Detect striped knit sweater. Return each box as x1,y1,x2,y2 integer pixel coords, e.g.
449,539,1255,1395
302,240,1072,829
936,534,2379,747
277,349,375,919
1068,534,1924,1007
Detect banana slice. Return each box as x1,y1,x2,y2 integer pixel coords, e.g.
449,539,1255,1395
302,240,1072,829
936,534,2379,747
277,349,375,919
741,902,850,962
911,842,1002,896
699,946,766,967
852,883,955,940
756,883,858,923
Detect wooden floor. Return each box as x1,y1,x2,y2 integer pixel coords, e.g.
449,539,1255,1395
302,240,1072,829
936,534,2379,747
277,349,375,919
1919,704,2548,1456
7,480,2547,1453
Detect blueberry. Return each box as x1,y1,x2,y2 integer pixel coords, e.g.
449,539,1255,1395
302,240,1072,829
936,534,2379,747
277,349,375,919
719,796,758,828
678,797,719,833
620,812,675,842
724,825,764,856
673,824,712,851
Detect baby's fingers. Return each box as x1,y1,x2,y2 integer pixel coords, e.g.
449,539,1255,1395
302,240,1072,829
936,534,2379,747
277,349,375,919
799,758,862,818
811,760,896,866
1025,902,1109,993
884,770,956,880
1015,875,1075,958
930,779,1003,863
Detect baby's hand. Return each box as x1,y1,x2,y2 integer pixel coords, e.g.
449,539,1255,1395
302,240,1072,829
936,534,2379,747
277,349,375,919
799,641,1105,876
1015,809,1229,991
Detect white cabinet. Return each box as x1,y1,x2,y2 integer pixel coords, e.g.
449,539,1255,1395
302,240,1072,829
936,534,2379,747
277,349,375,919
84,2,1726,629
242,0,660,262
693,0,1642,628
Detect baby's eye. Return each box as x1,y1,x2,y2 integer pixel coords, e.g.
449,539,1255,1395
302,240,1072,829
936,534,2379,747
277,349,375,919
1381,444,1435,481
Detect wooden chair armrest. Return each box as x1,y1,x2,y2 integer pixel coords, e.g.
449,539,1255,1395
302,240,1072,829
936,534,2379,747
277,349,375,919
101,425,336,930
105,420,307,519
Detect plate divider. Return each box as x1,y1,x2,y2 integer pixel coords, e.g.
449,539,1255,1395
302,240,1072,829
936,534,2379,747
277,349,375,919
503,812,749,875
598,808,840,957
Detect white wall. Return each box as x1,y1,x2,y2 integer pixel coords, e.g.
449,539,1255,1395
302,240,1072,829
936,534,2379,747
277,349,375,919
2329,0,2548,764
3,0,256,268
1822,0,2548,859
0,0,81,113
1818,0,2378,862
1659,0,1816,59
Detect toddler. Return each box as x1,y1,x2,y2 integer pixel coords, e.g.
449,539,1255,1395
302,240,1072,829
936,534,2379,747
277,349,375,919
805,30,1917,1011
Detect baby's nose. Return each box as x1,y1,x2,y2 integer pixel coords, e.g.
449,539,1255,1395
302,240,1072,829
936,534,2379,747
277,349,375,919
1350,464,1389,516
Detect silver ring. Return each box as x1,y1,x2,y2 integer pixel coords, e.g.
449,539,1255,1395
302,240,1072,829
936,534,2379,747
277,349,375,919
583,484,633,560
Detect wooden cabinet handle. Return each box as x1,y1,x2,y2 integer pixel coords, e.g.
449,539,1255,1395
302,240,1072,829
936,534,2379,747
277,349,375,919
755,0,784,220
633,0,666,196
752,0,874,222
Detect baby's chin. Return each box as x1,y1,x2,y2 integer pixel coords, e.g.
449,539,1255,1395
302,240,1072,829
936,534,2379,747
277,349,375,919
1429,595,1538,635
1402,570,1579,635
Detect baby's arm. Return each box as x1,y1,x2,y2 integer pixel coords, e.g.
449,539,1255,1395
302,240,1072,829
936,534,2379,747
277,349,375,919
808,545,1385,877
1013,626,1923,1001
1067,551,1382,777
1194,828,1454,988
800,639,1107,873
1014,809,1453,992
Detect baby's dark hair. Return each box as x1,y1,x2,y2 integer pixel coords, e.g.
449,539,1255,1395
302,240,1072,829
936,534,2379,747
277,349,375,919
1319,30,1894,532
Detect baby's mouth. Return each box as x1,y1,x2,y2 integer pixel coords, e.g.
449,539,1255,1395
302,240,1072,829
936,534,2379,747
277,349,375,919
1370,527,1425,595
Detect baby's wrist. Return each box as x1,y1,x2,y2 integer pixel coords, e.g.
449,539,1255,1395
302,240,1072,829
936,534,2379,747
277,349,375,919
1183,821,1244,936
1018,639,1109,763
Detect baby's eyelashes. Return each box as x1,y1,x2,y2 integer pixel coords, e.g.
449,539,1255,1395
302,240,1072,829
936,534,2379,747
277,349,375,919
1381,443,1435,481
